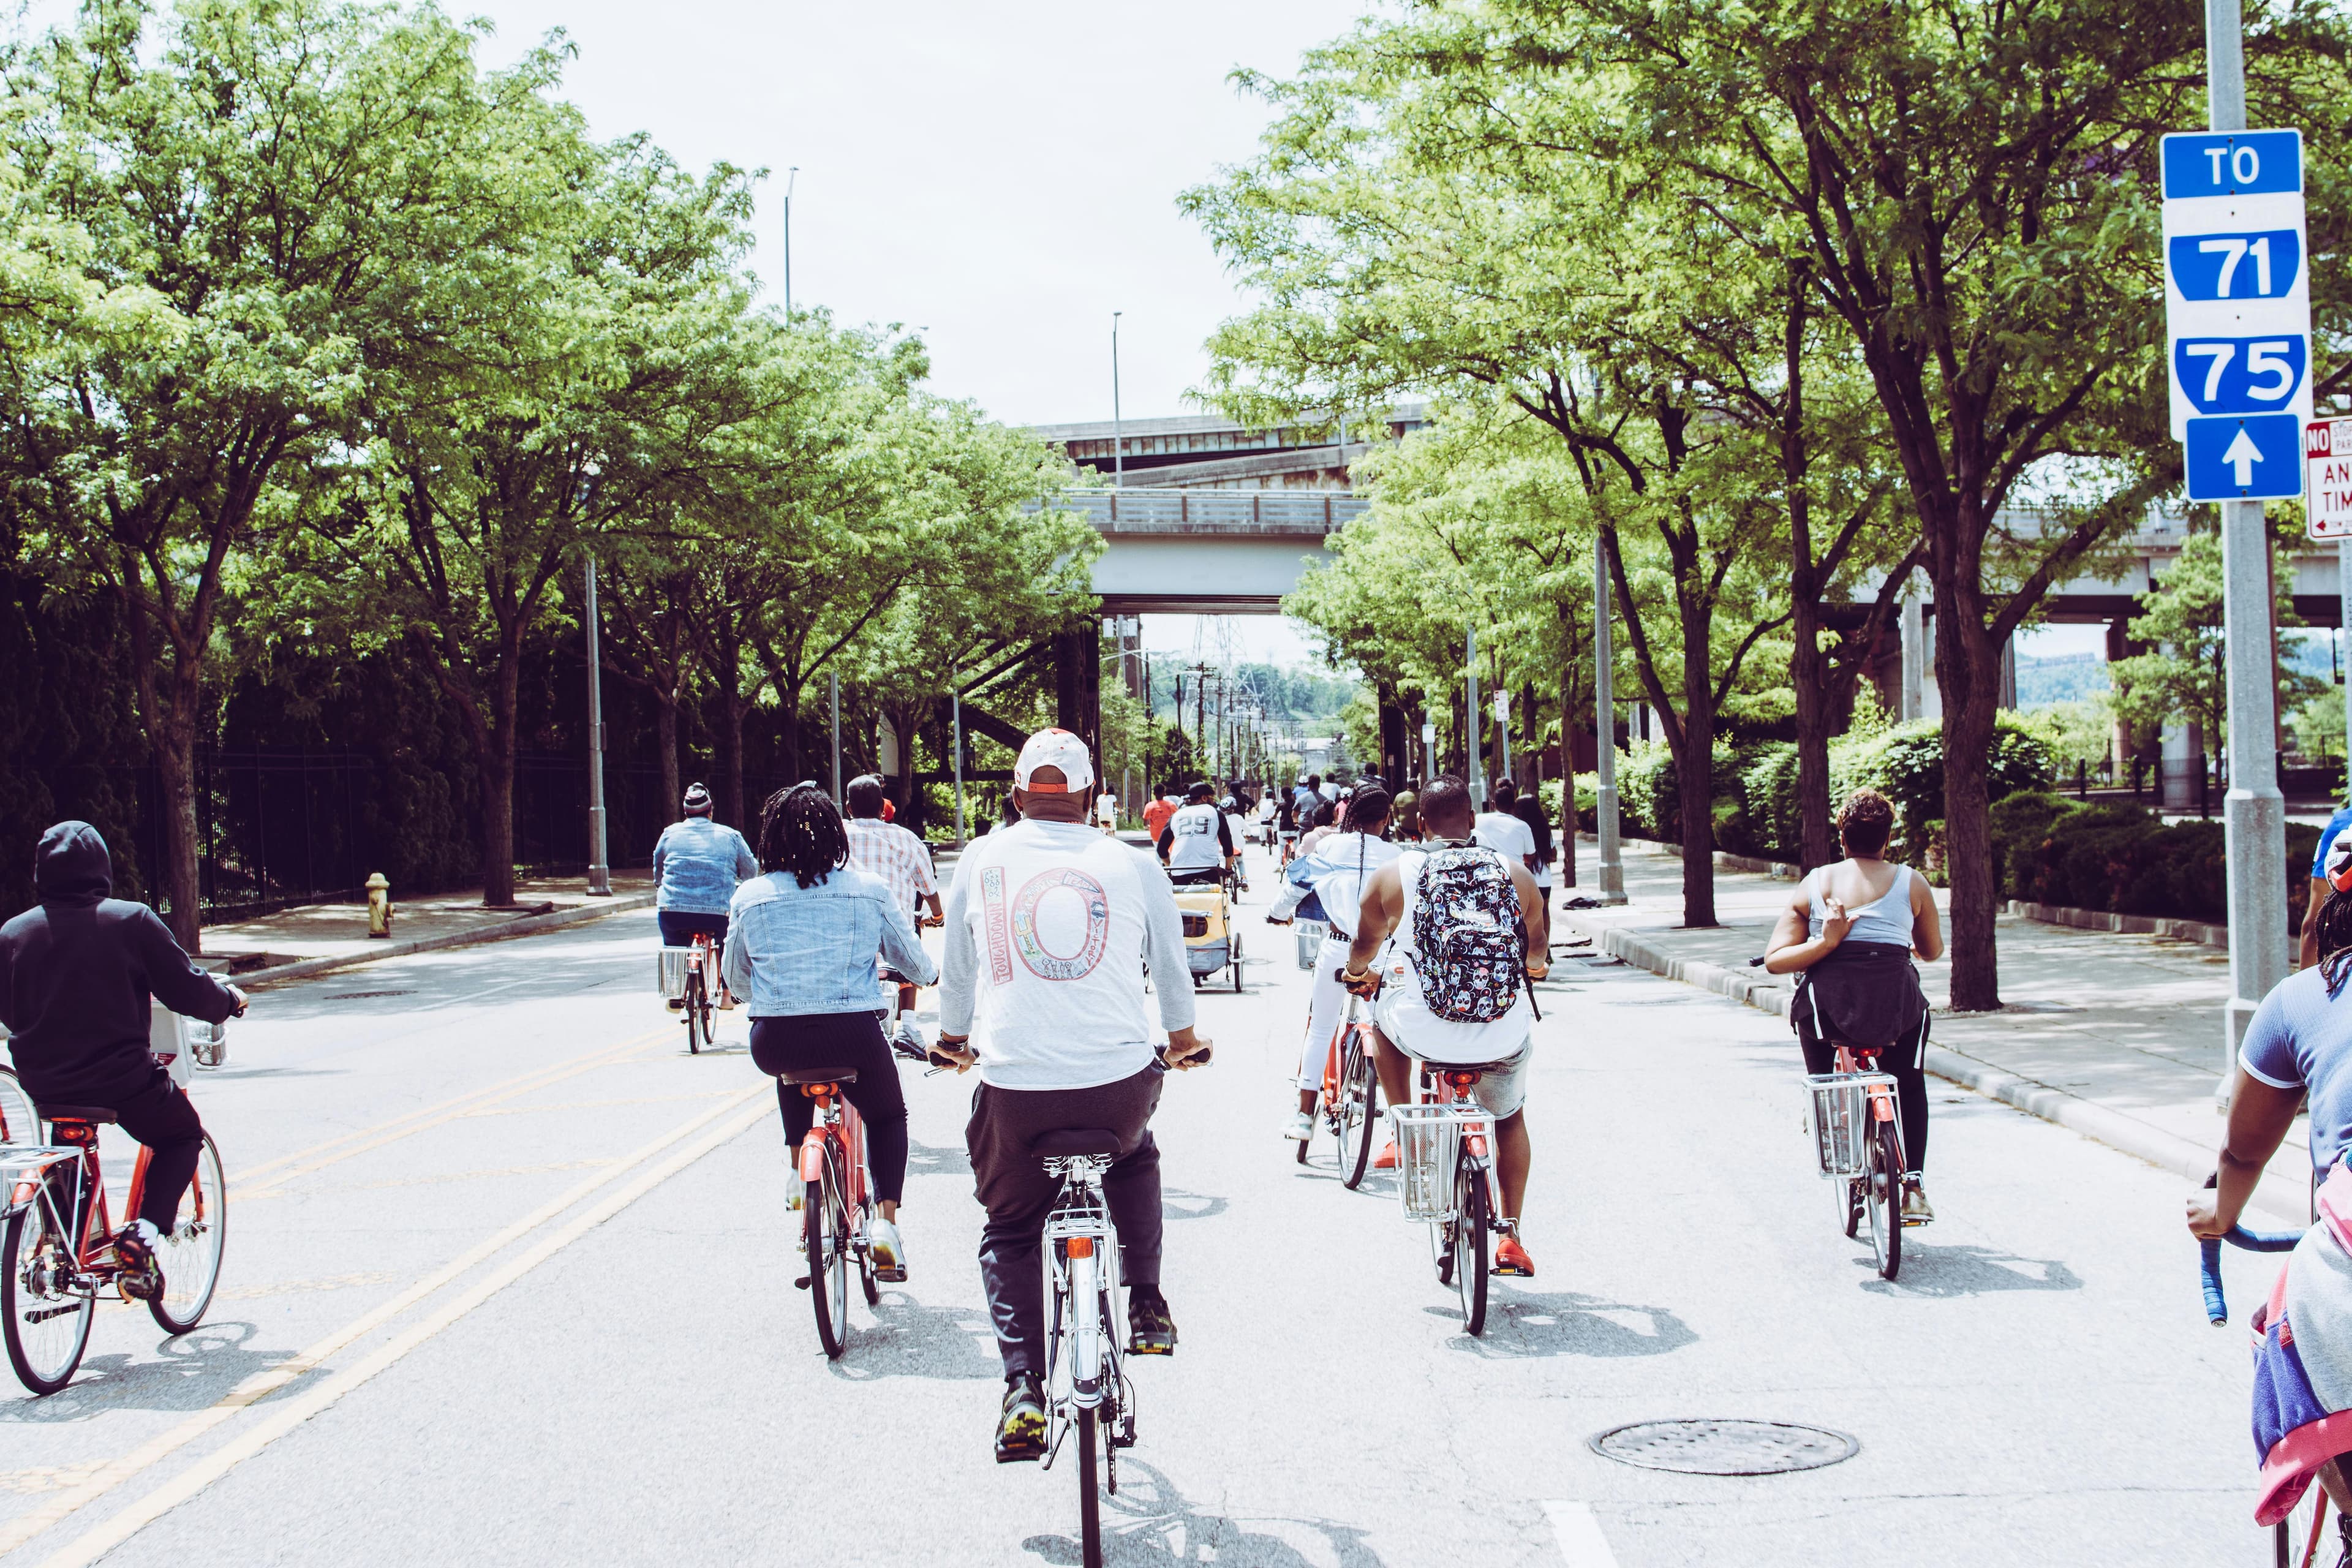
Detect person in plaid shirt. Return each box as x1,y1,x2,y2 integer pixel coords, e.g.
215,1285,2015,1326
845,776,941,1046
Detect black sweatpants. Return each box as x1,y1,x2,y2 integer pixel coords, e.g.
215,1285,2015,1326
106,1069,205,1231
1799,1023,1930,1177
749,1014,910,1205
965,1065,1164,1379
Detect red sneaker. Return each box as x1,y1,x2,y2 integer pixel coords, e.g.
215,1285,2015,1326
1493,1235,1535,1277
1372,1140,1399,1171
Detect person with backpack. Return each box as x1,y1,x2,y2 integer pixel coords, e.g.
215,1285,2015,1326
1341,775,1548,1276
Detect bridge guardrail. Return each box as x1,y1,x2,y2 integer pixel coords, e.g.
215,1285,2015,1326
1031,489,1371,533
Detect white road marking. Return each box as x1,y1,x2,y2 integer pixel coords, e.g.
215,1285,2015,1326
1542,1502,1622,1568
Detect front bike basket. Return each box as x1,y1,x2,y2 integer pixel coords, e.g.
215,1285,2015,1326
656,947,695,999
1804,1071,1895,1179
1293,919,1330,970
1387,1103,1490,1221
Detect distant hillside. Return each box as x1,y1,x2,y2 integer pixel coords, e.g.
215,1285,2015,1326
2015,652,2109,707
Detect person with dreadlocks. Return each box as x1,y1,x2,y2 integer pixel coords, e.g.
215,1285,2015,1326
2191,835,2352,1542
724,783,937,1285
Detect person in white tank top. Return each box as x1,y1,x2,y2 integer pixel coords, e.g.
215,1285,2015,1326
1265,786,1401,1144
1764,786,1945,1223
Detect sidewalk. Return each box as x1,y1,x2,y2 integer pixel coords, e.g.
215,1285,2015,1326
205,873,655,987
1556,837,2314,1223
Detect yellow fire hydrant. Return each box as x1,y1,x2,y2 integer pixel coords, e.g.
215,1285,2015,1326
366,872,393,938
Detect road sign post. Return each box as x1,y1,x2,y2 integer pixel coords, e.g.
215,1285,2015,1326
2165,36,2301,1068
2308,419,2352,802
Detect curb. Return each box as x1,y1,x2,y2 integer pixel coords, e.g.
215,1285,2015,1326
1567,914,2310,1224
235,892,657,989
2003,899,2228,951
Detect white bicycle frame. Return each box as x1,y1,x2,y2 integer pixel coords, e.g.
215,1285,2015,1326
1041,1153,1124,1457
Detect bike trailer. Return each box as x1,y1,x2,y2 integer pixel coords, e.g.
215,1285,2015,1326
1174,886,1231,979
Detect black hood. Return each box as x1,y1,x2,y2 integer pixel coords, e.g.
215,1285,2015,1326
34,821,113,907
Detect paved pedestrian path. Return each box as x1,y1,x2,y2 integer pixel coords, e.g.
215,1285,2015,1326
205,873,655,981
1556,836,2316,1223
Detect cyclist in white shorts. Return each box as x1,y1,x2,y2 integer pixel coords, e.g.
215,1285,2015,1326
1267,782,1398,1144
1342,775,1547,1276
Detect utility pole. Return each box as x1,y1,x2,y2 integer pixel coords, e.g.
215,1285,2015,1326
783,167,798,317
1594,535,1625,902
2208,0,2290,1066
1112,312,1125,489
583,552,611,896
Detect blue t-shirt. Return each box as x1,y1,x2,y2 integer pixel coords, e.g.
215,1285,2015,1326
2314,807,2352,878
2241,966,2352,1173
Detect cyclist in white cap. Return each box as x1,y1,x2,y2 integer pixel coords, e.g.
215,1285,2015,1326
933,726,1211,1463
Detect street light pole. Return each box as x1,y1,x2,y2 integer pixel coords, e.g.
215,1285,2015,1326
2207,0,2289,1066
1465,625,1481,807
1593,534,1625,903
582,552,611,897
783,167,798,317
1111,311,1125,489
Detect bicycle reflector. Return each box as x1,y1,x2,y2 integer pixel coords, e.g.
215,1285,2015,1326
1065,1236,1095,1258
50,1122,96,1147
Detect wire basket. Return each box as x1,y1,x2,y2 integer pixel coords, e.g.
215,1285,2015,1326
1806,1071,1895,1179
1387,1102,1490,1221
186,1017,230,1069
1294,919,1330,970
657,947,696,1000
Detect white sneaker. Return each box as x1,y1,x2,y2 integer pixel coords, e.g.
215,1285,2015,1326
869,1218,908,1282
1281,1110,1314,1142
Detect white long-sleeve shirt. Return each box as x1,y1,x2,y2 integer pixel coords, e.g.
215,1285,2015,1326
938,819,1196,1090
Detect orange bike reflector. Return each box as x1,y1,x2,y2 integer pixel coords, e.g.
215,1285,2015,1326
1066,1235,1095,1259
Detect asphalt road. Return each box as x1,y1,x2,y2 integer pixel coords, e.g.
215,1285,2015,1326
0,841,2286,1566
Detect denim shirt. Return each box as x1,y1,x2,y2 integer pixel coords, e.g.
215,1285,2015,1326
652,818,758,916
722,865,938,1018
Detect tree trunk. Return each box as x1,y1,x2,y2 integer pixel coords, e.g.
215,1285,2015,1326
478,656,521,907
655,693,680,827
714,693,746,830
1676,614,1719,927
1935,584,2001,1011
1790,594,1836,870
777,684,802,786
152,709,203,953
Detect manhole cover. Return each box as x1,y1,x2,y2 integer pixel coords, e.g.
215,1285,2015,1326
1588,1419,1858,1476
322,990,412,1001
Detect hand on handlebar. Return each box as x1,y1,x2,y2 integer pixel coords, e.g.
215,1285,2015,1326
227,983,250,1018
929,1035,977,1074
1339,965,1382,998
1265,914,1291,926
1162,1028,1213,1070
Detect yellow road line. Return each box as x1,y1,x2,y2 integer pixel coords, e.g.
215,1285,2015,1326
456,1089,743,1118
0,1087,766,1561
34,1092,772,1568
232,1033,671,1200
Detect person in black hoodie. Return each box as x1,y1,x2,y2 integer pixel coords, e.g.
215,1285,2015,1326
0,821,244,1298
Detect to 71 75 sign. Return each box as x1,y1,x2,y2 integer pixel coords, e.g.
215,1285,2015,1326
2305,418,2352,539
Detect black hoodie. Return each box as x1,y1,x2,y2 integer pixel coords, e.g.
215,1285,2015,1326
0,822,239,1102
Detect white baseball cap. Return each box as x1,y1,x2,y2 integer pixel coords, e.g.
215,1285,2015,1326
1014,727,1095,792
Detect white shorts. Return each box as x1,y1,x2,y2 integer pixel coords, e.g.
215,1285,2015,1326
1371,984,1532,1119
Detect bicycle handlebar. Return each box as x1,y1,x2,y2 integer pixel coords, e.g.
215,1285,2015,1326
2199,1224,2304,1324
911,1041,1212,1073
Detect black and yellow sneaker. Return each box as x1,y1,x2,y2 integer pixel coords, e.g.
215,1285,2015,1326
1127,1285,1177,1356
996,1372,1047,1463
113,1223,163,1302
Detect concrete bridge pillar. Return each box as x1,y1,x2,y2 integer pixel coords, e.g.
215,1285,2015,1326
1054,623,1102,766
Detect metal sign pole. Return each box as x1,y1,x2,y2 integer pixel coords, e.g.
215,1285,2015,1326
583,553,611,897
1465,625,1480,806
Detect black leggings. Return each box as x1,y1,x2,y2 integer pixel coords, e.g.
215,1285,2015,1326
749,1013,909,1205
1800,1027,1930,1177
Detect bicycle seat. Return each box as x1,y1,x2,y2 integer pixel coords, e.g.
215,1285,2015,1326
775,1066,858,1087
37,1104,117,1125
1033,1128,1120,1158
1432,1060,1518,1079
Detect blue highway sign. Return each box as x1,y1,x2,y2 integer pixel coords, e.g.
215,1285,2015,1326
2166,230,2302,301
2162,130,2304,198
2170,334,2309,416
2185,412,2304,502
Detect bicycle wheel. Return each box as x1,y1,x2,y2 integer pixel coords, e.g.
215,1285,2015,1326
149,1133,227,1335
1338,1041,1378,1190
0,1066,32,1145
683,973,704,1054
1869,1120,1903,1281
2,1199,90,1395
1077,1406,1104,1568
1452,1155,1490,1336
858,1194,880,1306
696,979,716,1050
807,1153,850,1359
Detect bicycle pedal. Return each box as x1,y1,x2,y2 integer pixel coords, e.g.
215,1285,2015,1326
793,1275,810,1290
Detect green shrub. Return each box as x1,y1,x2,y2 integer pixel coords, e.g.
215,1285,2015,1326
1986,787,2312,928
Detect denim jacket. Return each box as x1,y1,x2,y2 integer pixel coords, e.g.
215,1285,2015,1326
722,865,938,1017
653,818,758,916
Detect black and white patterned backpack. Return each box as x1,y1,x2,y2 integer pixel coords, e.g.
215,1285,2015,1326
1409,845,1523,1022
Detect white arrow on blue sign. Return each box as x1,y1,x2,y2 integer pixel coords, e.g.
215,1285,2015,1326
2160,130,2312,452
2185,412,2304,501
